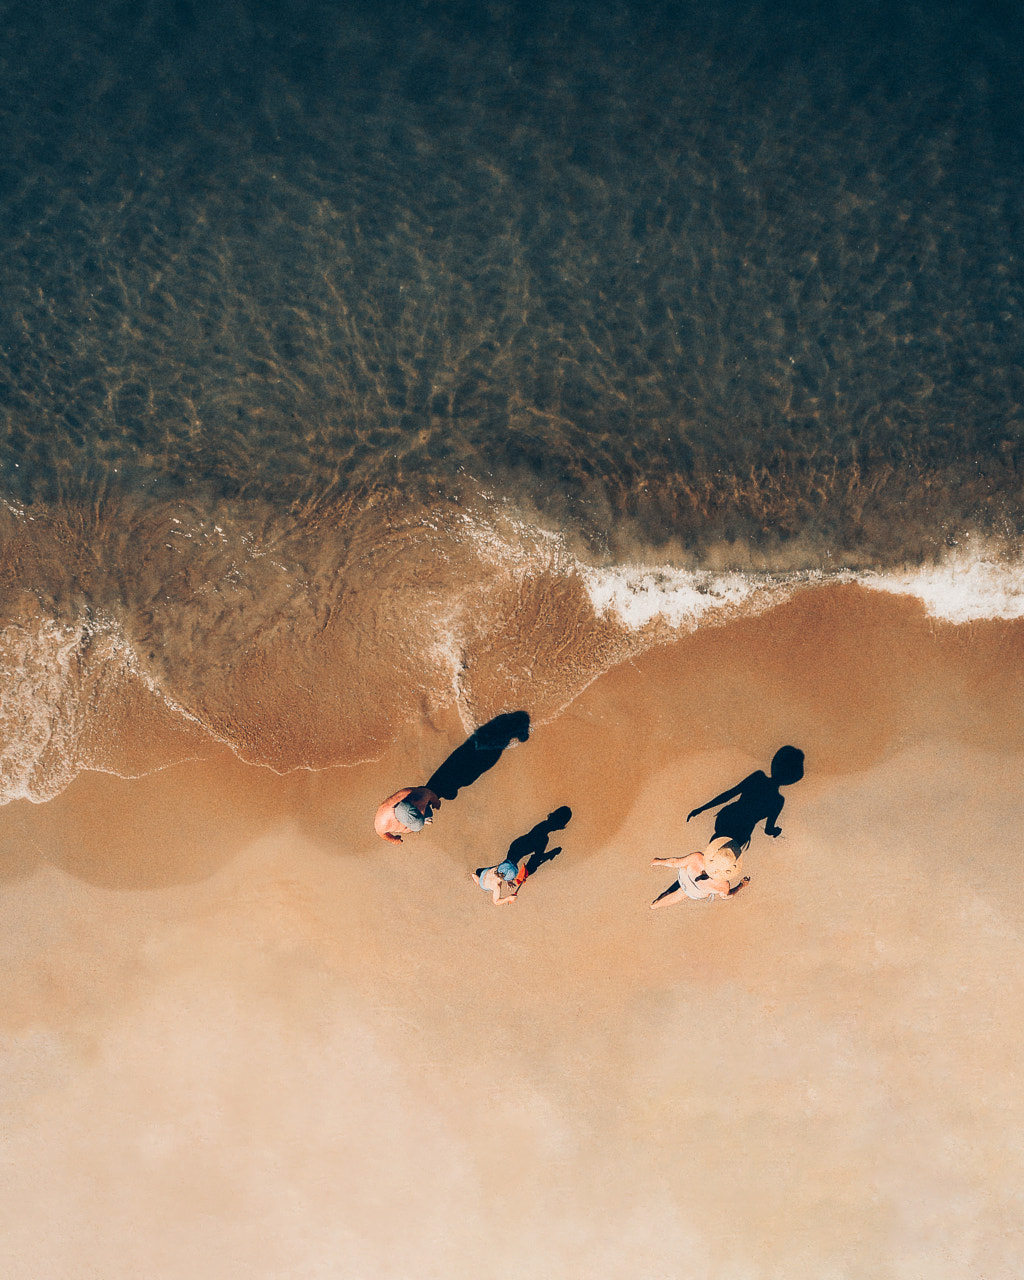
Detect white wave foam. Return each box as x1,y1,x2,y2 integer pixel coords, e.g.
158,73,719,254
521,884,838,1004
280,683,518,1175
582,551,1024,632
575,548,1024,635
863,548,1024,623
0,611,211,807
579,564,814,630
0,618,87,804
453,499,807,632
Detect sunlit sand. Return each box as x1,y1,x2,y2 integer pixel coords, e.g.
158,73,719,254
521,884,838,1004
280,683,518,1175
3,586,1022,1277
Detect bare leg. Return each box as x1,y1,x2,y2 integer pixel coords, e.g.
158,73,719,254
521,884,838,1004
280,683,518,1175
650,883,689,910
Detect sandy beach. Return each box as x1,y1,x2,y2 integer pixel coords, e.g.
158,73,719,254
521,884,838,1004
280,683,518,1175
4,0,1024,1273
2,583,1023,1279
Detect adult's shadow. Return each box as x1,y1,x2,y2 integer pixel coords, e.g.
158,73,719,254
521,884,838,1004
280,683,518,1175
690,745,806,848
508,805,572,877
426,711,531,803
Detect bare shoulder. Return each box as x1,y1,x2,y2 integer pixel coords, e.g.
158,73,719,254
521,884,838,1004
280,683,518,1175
381,787,413,807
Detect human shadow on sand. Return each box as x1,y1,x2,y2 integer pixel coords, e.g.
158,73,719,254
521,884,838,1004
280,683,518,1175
474,805,572,883
426,711,531,802
687,745,805,848
508,805,572,875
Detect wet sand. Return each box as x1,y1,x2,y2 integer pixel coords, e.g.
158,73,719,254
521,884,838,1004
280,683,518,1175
2,584,1023,1278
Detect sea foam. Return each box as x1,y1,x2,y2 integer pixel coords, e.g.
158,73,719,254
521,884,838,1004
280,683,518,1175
579,563,803,630
861,546,1024,624
578,546,1024,632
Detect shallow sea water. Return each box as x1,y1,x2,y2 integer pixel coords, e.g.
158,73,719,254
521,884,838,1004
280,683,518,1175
0,0,1022,798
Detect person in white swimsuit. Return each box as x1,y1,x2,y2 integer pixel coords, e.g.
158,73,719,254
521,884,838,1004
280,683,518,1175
650,836,749,910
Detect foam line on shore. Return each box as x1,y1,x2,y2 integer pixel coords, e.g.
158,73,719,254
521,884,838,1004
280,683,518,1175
578,545,1024,630
860,544,1024,623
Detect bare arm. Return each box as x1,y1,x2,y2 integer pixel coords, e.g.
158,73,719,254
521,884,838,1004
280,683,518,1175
381,788,413,808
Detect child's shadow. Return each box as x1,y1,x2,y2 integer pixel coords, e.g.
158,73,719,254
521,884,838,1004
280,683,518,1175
508,805,572,876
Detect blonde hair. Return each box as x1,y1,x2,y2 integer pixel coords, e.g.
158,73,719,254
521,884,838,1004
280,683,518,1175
703,837,742,882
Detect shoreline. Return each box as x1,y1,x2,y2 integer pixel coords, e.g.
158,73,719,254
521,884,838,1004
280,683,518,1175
2,567,1022,811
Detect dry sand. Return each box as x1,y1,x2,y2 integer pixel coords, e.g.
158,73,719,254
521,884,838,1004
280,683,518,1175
2,584,1023,1279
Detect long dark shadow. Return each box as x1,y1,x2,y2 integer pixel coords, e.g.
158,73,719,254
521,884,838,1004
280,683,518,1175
509,805,572,876
687,745,806,848
426,711,531,802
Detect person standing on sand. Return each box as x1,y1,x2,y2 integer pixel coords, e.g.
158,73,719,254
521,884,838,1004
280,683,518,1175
471,856,529,906
650,835,750,909
686,745,805,848
470,806,571,907
374,787,440,844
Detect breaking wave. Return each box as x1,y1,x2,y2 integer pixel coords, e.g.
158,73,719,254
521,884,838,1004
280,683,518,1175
0,489,1019,806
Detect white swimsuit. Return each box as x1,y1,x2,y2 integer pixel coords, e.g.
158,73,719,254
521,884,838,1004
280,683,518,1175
678,866,717,900
678,851,744,899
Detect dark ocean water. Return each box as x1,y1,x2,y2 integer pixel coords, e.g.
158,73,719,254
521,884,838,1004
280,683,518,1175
1,0,1022,799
